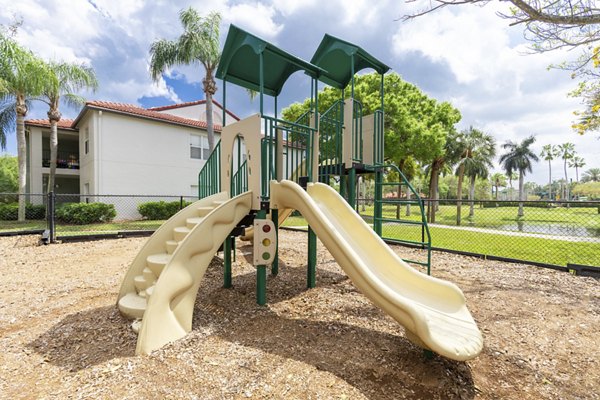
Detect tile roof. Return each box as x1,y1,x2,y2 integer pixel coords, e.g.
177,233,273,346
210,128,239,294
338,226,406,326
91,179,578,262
80,101,223,131
24,119,77,130
148,98,240,121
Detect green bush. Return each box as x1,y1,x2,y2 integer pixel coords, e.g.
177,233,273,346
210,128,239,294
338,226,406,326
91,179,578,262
56,202,116,224
0,203,46,220
137,200,191,220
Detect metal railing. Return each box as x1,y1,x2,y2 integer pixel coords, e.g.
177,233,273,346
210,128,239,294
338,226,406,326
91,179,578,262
351,99,363,163
198,140,221,199
42,150,80,169
373,165,431,272
319,100,344,180
261,115,316,199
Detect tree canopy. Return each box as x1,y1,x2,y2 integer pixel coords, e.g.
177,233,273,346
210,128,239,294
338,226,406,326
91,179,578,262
282,72,461,169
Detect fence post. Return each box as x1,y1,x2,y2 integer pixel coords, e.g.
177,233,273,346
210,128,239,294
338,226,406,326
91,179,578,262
180,196,184,210
47,191,56,243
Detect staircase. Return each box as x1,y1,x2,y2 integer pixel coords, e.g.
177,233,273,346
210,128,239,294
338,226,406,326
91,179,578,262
117,193,230,326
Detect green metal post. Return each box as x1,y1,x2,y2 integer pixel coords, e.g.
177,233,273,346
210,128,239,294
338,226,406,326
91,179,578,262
308,227,317,288
256,209,267,305
348,167,356,210
222,78,227,127
271,208,279,276
340,173,347,199
257,265,267,305
374,169,383,236
259,52,264,115
223,236,232,288
306,77,318,288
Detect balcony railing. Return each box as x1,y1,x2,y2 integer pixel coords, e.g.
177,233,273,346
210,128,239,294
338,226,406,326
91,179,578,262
42,150,80,170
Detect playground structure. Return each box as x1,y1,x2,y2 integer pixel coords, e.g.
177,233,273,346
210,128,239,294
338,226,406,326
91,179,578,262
117,26,483,361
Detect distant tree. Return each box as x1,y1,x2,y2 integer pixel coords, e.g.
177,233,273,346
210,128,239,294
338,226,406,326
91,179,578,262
0,33,52,220
491,172,507,200
539,144,556,199
454,126,496,224
0,154,18,194
568,155,586,182
554,142,575,200
149,8,221,152
37,61,98,194
499,135,539,217
581,167,600,182
572,181,600,199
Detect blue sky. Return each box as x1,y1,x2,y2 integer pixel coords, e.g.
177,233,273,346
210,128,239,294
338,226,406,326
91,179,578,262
1,0,598,184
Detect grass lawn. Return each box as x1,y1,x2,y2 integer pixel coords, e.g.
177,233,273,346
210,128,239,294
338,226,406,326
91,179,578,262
0,220,46,232
360,203,600,230
283,214,600,267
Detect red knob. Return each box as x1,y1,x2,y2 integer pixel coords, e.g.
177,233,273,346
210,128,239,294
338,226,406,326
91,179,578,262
262,224,271,233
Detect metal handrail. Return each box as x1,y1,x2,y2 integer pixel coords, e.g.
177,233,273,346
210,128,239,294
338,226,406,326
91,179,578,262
198,140,221,199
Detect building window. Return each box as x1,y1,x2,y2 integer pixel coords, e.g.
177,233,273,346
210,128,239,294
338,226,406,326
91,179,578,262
190,134,209,160
84,128,89,155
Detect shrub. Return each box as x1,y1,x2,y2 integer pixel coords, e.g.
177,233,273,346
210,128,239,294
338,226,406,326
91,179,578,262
137,200,191,220
56,202,116,224
0,203,46,220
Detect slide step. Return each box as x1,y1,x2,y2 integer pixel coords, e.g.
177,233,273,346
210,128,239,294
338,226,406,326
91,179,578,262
145,285,155,297
197,206,214,217
173,226,191,242
118,293,147,319
147,253,172,276
142,267,156,283
212,200,227,206
165,240,179,254
186,217,205,230
133,275,149,292
131,319,142,334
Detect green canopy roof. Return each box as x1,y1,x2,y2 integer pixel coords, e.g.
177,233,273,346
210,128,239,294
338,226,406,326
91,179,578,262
216,25,324,97
310,34,390,89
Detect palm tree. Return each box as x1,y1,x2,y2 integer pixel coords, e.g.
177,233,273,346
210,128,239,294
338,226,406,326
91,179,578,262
568,155,585,182
0,33,52,221
499,135,539,217
149,8,221,153
465,152,495,217
539,144,555,200
37,61,98,194
581,168,600,182
506,172,518,200
491,172,507,200
454,126,496,225
554,143,575,200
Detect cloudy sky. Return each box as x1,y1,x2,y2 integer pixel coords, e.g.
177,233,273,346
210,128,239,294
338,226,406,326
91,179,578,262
1,0,598,184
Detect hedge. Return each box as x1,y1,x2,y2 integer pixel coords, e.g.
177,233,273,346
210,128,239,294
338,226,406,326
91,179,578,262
55,202,116,224
0,203,46,220
137,200,192,220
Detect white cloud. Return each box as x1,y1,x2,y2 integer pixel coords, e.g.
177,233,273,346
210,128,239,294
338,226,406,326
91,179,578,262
224,2,283,40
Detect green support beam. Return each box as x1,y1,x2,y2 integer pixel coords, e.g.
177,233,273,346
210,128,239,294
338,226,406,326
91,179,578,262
223,236,232,288
308,227,317,288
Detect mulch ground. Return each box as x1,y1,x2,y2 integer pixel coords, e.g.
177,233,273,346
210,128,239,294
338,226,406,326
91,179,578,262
0,230,598,399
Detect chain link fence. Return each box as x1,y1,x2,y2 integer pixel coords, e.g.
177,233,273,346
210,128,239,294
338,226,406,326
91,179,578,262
357,197,600,268
0,192,197,240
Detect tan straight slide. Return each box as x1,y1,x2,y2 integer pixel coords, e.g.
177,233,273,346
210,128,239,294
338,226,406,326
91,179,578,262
270,180,483,361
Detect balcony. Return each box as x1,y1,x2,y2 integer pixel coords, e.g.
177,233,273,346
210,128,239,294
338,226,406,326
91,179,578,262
42,150,80,170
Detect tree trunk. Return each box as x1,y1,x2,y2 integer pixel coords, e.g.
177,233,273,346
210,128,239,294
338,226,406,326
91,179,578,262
16,98,27,222
548,160,552,200
47,108,61,195
203,71,218,153
456,164,464,226
427,168,439,223
469,175,476,217
518,170,524,217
